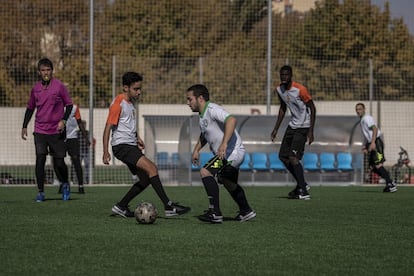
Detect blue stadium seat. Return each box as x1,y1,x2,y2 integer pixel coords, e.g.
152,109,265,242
268,152,286,171
239,153,252,171
171,152,180,167
302,152,319,171
156,152,169,169
337,152,353,171
319,152,336,171
192,152,215,171
251,152,269,171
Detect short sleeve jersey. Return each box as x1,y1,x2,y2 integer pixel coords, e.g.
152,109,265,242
276,81,312,129
199,102,244,156
66,104,82,139
106,94,137,146
359,114,381,143
27,78,73,134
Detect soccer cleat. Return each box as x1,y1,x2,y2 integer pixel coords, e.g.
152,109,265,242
288,188,310,200
164,202,191,217
35,192,45,202
383,182,397,193
111,204,134,218
288,183,310,198
78,186,85,194
198,209,223,224
62,183,70,201
235,209,256,222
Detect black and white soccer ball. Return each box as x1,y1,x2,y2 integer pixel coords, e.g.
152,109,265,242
134,202,158,224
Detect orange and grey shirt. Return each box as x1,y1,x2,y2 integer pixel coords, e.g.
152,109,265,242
106,94,137,147
276,81,312,129
66,104,82,139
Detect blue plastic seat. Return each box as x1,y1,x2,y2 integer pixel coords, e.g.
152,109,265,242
337,152,353,171
302,152,319,171
268,153,286,171
239,153,252,171
156,152,169,169
319,152,336,171
251,152,269,171
192,152,214,171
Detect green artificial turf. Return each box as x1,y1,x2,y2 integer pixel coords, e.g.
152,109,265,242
0,185,413,275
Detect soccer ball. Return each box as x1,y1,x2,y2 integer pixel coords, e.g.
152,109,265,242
134,202,158,224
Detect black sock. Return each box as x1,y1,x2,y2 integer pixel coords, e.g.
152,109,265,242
118,181,147,208
202,176,220,212
292,163,306,189
228,184,251,212
376,166,393,184
149,175,170,207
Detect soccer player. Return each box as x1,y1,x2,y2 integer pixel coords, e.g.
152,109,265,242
186,84,256,223
355,103,397,192
271,65,316,200
103,71,191,218
64,104,90,194
21,57,73,202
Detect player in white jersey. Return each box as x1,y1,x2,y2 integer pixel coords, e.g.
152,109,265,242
103,72,191,218
355,103,397,192
62,104,90,194
187,84,256,223
271,65,316,200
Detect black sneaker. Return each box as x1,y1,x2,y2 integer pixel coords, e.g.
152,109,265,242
288,188,311,200
164,202,191,217
383,182,397,193
235,209,256,222
78,186,85,194
111,204,134,218
288,183,310,198
198,209,223,224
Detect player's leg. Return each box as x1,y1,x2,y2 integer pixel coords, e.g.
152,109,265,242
287,128,310,200
49,134,70,200
113,144,190,217
197,156,225,223
67,138,84,193
34,133,49,201
218,160,256,222
371,140,397,193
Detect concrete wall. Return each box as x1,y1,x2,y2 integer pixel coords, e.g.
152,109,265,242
3,101,413,167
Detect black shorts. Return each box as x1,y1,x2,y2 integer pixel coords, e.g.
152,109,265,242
34,133,66,158
279,126,309,160
112,144,144,174
367,138,386,166
203,155,228,176
65,138,80,157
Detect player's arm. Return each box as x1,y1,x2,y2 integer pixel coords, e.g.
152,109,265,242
217,115,236,159
271,96,286,142
59,104,73,132
191,134,207,165
306,100,316,145
21,108,34,140
102,123,112,165
369,126,378,152
76,119,91,146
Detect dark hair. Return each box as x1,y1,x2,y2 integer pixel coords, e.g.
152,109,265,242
38,58,53,70
279,65,292,74
122,72,143,86
187,84,209,101
356,102,365,109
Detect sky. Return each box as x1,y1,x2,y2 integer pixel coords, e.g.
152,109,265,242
371,0,414,34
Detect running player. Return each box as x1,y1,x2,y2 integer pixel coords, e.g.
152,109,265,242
103,71,191,218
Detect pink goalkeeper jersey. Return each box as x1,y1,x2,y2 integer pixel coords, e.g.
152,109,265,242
27,78,73,135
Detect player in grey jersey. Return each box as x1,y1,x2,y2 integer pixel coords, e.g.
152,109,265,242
186,84,256,224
